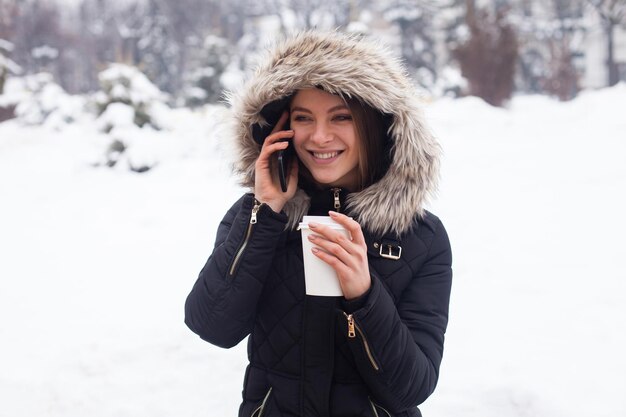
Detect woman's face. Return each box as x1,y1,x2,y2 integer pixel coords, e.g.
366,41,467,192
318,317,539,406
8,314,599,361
290,88,360,190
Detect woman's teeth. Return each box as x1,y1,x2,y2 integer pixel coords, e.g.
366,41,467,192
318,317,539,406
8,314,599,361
312,151,339,159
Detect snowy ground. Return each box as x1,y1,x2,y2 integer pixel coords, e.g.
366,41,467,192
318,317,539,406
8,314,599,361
1,86,625,417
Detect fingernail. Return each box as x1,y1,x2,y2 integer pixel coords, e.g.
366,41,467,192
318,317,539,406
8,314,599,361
312,247,319,253
328,211,337,216
309,222,318,228
307,234,316,241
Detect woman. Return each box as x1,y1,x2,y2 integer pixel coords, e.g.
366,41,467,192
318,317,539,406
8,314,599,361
185,31,452,417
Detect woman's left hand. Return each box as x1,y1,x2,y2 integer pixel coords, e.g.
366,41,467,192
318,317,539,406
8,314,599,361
308,211,371,300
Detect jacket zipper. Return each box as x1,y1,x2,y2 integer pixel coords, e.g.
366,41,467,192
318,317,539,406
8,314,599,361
368,397,392,417
229,200,262,276
344,312,380,371
250,387,272,417
331,187,341,211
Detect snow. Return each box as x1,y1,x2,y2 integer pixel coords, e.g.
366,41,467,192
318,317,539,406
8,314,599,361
8,73,84,128
96,102,136,132
98,64,167,107
0,39,14,52
1,86,625,416
219,63,245,92
346,21,369,34
0,54,21,76
31,45,59,60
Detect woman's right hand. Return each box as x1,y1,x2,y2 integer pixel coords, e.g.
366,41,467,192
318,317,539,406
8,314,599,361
254,111,299,213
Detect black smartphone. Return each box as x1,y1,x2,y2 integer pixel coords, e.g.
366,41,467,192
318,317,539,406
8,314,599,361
277,118,292,192
252,97,294,193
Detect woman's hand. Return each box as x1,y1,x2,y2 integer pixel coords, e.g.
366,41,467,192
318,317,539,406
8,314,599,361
254,111,299,213
307,211,371,300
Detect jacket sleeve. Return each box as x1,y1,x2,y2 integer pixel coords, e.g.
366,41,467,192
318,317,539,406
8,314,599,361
342,217,453,412
184,194,288,348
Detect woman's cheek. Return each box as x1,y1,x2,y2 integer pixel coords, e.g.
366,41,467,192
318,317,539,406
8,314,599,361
292,132,306,158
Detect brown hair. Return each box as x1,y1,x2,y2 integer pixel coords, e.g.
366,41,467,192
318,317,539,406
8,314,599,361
347,97,390,190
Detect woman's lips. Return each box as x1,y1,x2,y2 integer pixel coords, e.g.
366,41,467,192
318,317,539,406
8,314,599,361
309,150,343,164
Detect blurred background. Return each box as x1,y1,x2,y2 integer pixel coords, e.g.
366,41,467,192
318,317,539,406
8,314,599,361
1,1,625,417
1,0,625,112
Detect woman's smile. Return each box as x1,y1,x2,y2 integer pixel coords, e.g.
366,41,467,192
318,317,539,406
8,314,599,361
290,88,360,189
309,150,344,163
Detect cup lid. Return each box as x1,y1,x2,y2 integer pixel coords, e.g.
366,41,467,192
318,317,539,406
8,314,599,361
298,215,346,231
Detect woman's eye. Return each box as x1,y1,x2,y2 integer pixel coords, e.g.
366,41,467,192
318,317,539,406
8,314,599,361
333,114,353,121
292,115,309,122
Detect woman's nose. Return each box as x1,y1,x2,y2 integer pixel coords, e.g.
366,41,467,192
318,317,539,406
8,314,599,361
310,123,332,145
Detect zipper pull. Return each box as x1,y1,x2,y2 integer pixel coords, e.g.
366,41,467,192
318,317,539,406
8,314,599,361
332,188,341,211
346,314,356,338
250,201,261,224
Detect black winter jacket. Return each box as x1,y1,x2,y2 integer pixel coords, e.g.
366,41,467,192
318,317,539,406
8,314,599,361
185,31,453,417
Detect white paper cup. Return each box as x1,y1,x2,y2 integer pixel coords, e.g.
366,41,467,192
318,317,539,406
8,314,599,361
299,215,349,297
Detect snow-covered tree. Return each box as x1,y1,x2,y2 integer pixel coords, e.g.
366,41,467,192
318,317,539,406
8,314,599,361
183,35,231,106
440,0,468,50
12,72,83,128
75,0,123,92
0,38,20,94
257,0,357,31
9,0,64,78
94,64,169,131
587,0,626,85
135,0,182,95
383,1,439,91
512,0,586,99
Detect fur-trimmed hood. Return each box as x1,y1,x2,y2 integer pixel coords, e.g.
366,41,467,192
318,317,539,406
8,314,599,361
228,31,441,236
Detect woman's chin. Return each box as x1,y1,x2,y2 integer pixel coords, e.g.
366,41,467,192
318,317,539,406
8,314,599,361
310,176,349,189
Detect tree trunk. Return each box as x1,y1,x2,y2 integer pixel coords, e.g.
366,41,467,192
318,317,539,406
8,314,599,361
607,23,619,86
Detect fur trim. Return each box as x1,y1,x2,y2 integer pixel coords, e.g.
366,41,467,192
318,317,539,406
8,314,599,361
228,31,441,236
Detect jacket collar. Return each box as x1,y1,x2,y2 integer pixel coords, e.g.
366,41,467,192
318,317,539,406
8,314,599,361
305,187,350,216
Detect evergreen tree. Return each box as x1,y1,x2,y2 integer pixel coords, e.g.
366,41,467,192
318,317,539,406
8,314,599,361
513,0,586,99
183,35,231,106
135,0,180,95
0,39,20,94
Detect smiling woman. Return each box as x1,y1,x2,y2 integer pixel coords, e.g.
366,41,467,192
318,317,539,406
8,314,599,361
290,88,361,190
289,88,390,192
185,30,452,417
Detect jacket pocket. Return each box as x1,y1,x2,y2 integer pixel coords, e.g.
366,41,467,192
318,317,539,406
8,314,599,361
344,312,381,371
229,200,263,277
250,387,273,417
369,397,393,417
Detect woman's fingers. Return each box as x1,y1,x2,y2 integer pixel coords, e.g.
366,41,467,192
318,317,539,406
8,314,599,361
260,138,290,157
308,216,371,300
328,211,367,247
308,222,361,264
307,232,351,263
270,111,290,135
258,129,293,162
311,245,350,275
257,111,293,171
256,135,292,168
253,112,297,212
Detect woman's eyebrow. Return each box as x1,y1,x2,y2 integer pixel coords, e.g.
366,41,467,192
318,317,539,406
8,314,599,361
290,106,312,114
291,104,349,113
329,104,350,112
